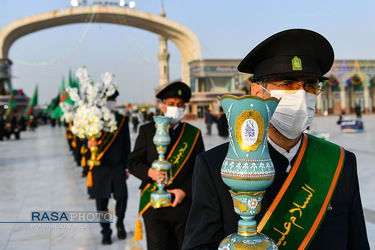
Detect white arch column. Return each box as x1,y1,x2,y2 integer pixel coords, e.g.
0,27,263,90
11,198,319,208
316,92,323,116
158,35,170,86
0,58,12,96
339,84,346,114
364,83,370,113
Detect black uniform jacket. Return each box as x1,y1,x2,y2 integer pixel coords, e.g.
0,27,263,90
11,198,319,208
183,141,370,250
91,115,131,199
127,121,205,221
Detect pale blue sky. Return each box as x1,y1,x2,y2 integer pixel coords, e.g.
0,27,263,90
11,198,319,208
1,0,375,105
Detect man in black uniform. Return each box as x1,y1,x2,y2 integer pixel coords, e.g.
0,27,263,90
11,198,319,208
183,29,369,249
87,90,131,245
128,81,205,250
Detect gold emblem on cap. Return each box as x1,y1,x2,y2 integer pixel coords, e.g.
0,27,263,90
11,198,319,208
292,56,302,71
178,89,182,95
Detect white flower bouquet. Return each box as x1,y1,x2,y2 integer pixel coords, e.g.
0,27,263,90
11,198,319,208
68,67,119,140
60,101,75,123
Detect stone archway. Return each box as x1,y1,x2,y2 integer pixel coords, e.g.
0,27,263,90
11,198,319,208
0,6,202,85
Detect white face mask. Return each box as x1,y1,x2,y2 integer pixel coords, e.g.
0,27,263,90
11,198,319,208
106,100,116,111
164,106,185,124
270,90,317,139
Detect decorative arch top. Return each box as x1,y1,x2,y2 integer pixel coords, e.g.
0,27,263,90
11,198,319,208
0,6,202,83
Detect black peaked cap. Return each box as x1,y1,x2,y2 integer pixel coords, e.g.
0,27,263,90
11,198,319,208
156,81,191,103
107,90,119,99
238,29,334,81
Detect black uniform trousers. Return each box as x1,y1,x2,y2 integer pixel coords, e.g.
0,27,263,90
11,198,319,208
143,207,187,250
95,195,127,236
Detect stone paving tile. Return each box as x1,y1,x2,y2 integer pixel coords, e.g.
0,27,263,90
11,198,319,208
0,116,374,249
0,125,146,250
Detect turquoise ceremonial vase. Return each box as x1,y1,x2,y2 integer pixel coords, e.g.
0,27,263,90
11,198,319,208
218,95,279,250
150,115,172,208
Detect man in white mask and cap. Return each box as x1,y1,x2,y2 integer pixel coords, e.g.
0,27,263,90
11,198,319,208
128,81,205,250
183,29,369,250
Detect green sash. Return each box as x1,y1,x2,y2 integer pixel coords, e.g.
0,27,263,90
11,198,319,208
258,134,345,249
138,123,200,216
96,113,125,161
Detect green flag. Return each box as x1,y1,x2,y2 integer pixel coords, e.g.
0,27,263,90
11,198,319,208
24,85,38,119
51,104,64,119
43,93,60,114
51,77,65,119
65,70,77,106
70,69,79,89
64,95,75,106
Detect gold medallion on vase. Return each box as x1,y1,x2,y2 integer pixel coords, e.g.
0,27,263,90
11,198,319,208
234,109,264,152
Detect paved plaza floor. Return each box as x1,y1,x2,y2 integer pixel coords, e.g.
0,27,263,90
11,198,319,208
0,115,374,249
